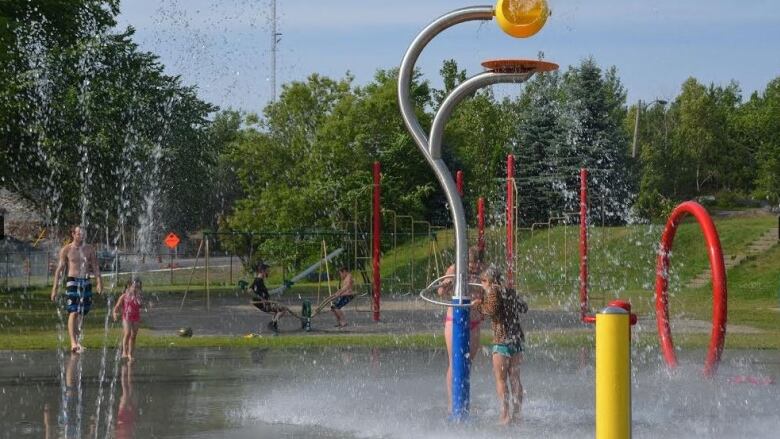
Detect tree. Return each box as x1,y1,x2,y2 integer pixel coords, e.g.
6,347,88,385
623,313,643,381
558,58,631,223
671,78,721,195
223,69,441,269
426,60,511,216
1,2,218,245
749,78,780,204
510,71,565,224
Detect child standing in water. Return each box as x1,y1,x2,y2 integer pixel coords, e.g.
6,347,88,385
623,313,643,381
479,266,527,425
113,278,143,362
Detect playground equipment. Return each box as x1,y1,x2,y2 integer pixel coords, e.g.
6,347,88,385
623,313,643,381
268,247,344,296
183,161,460,323
575,185,728,376
398,0,555,421
655,201,727,377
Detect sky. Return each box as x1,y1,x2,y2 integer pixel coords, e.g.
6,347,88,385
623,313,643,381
115,0,780,114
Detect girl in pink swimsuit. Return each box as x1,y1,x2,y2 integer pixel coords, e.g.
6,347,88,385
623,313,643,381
438,246,485,414
113,278,144,362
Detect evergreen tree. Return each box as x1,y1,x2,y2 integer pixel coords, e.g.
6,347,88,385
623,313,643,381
559,58,631,223
511,71,565,224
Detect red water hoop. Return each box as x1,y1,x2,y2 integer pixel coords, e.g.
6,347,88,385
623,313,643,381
655,201,727,377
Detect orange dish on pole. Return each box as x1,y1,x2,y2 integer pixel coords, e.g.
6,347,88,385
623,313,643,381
481,59,559,73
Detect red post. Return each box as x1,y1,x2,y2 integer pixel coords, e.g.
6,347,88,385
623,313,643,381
579,168,589,321
372,162,382,322
456,170,464,197
506,155,515,288
477,198,485,254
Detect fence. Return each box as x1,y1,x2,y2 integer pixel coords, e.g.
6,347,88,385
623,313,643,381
0,246,243,292
0,250,52,290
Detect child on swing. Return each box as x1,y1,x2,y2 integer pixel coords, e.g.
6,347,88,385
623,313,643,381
113,277,144,362
250,262,290,334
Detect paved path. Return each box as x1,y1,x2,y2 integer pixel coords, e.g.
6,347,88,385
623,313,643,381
144,293,584,337
143,292,766,338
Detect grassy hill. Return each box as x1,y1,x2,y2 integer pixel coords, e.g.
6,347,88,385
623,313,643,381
380,211,779,328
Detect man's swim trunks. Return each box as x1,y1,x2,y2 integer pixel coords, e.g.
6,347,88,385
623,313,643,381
65,277,92,315
330,295,354,310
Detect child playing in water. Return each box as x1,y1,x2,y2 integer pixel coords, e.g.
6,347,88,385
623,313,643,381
479,266,527,425
437,246,485,415
113,277,144,362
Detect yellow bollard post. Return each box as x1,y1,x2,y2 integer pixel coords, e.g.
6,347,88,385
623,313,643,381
596,306,631,439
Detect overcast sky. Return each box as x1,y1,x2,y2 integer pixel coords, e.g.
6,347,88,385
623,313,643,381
116,0,780,113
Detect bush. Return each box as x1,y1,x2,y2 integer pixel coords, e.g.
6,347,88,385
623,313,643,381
712,191,762,209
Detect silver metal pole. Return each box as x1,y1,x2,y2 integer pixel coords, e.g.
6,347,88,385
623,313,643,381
397,5,494,301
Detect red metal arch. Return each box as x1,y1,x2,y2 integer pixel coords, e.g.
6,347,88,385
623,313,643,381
655,201,727,377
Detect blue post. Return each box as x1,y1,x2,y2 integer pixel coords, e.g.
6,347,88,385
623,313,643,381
450,299,470,421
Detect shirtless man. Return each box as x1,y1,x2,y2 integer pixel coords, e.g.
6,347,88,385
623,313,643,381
50,225,103,353
330,267,354,328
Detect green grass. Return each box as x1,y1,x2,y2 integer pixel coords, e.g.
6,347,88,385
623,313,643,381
674,244,780,331
5,327,778,351
379,213,775,305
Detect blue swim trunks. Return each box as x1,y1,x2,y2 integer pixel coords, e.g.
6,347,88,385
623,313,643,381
330,295,354,310
492,341,524,357
65,277,92,315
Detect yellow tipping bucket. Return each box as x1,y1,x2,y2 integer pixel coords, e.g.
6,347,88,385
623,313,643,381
495,0,550,38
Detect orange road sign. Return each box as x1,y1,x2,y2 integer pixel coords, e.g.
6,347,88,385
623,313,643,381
164,232,180,249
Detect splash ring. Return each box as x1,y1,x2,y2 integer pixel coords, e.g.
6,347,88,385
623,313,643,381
655,201,727,377
419,274,483,308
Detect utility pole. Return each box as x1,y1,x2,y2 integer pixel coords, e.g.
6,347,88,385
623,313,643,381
631,99,642,159
631,99,668,159
270,0,282,102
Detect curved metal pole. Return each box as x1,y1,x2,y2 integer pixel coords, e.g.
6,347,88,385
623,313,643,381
397,5,508,423
398,6,494,162
398,6,493,301
429,71,532,301
429,72,536,423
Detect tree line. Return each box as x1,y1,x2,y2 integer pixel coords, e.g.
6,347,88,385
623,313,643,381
2,1,778,260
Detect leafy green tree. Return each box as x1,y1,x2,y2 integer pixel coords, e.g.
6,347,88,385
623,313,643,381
434,60,535,223
223,69,440,269
671,78,722,195
1,2,218,243
748,78,780,204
